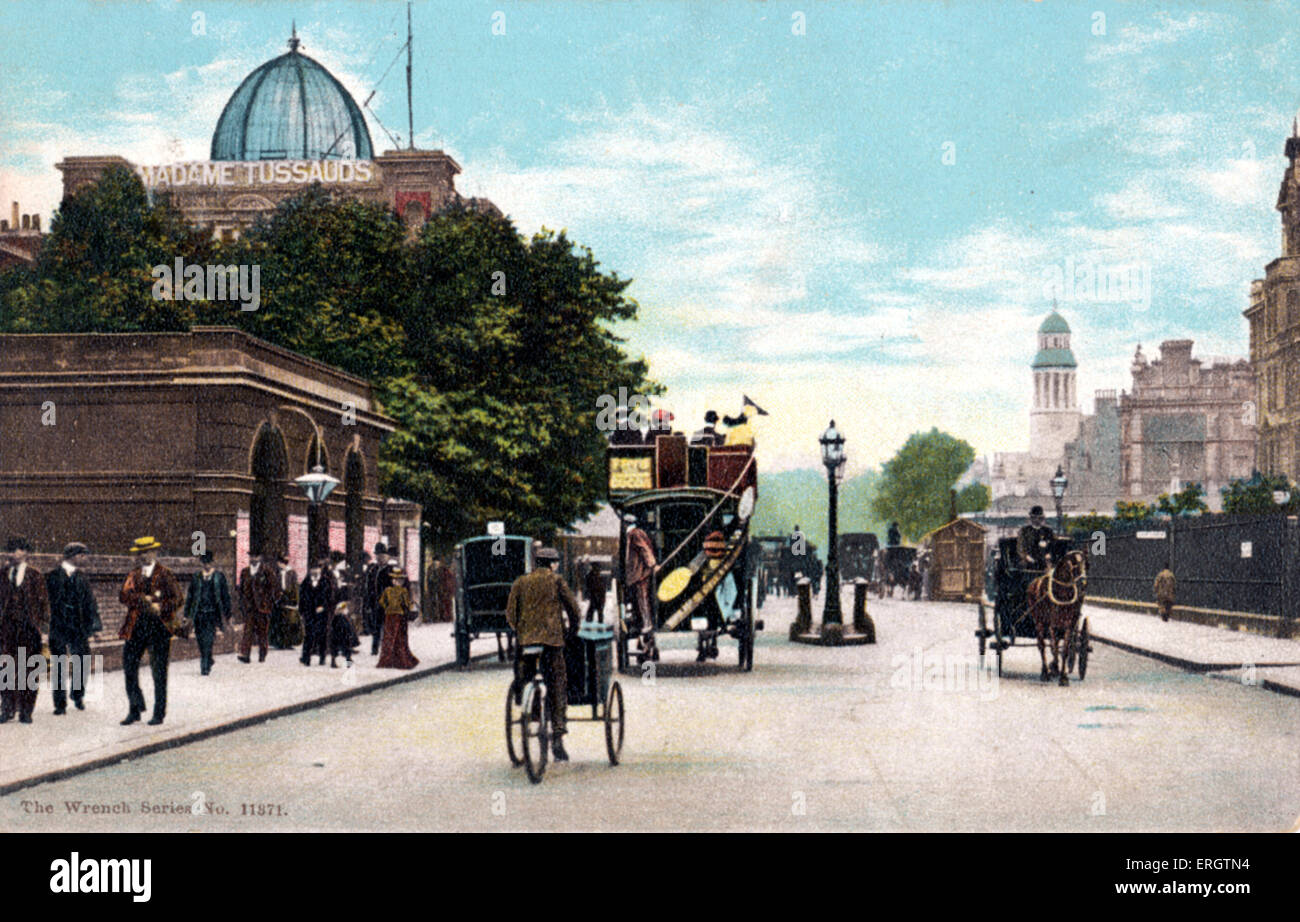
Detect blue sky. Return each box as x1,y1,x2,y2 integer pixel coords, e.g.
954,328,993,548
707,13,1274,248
2,1,1295,472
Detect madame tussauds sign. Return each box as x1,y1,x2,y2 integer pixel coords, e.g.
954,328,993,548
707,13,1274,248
135,159,376,188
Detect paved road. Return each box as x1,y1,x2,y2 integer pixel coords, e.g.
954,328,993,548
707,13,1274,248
5,595,1298,831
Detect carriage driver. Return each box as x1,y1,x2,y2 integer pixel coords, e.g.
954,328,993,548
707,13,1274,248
505,546,581,762
1017,505,1056,571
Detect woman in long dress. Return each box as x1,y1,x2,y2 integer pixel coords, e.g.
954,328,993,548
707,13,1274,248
376,567,419,669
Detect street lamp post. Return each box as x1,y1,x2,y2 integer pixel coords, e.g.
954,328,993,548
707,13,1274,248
820,421,845,626
1051,465,1068,534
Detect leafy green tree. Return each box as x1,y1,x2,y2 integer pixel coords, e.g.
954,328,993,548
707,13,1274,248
1114,500,1156,522
870,428,977,541
1220,472,1298,515
0,165,221,333
1155,483,1209,517
0,174,659,549
1066,511,1113,534
955,481,991,514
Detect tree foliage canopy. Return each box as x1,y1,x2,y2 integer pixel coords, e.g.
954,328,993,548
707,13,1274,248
0,169,659,548
869,428,978,541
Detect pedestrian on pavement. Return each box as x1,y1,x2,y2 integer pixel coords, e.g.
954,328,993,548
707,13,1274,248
363,543,393,654
269,554,302,649
505,546,580,761
237,552,281,663
184,551,231,676
119,537,182,725
1154,567,1176,623
583,561,606,622
298,560,334,666
376,567,419,670
439,557,456,623
45,542,101,715
1,536,49,724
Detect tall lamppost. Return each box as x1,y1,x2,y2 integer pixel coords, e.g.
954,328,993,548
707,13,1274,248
293,439,340,562
820,421,846,625
1051,465,1068,534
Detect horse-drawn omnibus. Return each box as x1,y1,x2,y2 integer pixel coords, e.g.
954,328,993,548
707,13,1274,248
452,530,533,666
838,532,879,583
607,433,762,671
976,535,1091,683
876,545,918,598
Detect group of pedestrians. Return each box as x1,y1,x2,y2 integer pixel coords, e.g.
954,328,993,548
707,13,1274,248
0,535,421,728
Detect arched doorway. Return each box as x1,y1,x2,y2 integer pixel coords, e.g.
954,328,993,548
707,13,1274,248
344,449,365,570
250,423,289,559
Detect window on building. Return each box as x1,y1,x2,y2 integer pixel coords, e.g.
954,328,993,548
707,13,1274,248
1289,289,1300,328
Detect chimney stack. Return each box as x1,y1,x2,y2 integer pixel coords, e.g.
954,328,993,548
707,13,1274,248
10,202,18,230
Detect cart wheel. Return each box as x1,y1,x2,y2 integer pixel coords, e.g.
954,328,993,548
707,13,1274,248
1077,618,1089,680
504,680,524,767
604,681,625,765
977,603,987,658
520,680,549,784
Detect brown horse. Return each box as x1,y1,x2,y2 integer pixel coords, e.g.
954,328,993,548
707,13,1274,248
1025,550,1087,686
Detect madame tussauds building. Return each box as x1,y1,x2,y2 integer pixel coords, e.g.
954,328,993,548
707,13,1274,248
57,30,497,239
0,32,464,650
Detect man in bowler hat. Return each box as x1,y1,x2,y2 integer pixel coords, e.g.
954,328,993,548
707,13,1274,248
237,552,281,663
119,537,182,725
363,542,393,655
1,536,49,724
184,551,231,675
45,542,101,714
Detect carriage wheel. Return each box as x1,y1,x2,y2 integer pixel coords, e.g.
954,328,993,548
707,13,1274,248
604,681,625,765
520,681,549,784
1077,618,1089,680
614,603,630,674
454,623,471,667
504,679,524,767
993,613,1004,677
977,603,987,659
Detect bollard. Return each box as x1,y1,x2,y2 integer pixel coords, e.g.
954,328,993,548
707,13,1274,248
790,577,813,639
852,578,875,643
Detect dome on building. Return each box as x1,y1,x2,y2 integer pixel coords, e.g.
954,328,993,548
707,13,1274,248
210,30,373,161
1032,347,1077,369
1038,310,1070,335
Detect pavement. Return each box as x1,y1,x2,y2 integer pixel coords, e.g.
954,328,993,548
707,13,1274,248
0,620,472,795
1080,603,1300,698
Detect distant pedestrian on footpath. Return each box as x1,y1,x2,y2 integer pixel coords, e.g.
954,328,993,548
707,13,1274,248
1154,567,1176,623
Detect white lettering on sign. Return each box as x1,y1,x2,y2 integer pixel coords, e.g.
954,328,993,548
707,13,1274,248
1241,541,1252,558
135,160,375,188
1135,531,1167,540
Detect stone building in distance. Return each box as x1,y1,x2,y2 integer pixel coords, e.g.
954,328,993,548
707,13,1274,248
1117,341,1256,504
1246,121,1300,480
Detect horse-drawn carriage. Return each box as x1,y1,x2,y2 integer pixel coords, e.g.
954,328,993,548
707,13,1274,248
976,536,1091,683
838,533,879,584
876,545,919,599
452,531,532,666
606,434,762,672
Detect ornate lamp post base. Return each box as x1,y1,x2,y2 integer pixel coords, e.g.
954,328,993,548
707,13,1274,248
789,579,875,646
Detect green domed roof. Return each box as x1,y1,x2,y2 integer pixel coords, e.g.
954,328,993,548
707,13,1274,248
1032,347,1077,368
211,32,373,161
1038,311,1071,334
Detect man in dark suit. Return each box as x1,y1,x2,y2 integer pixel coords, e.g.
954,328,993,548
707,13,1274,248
1,536,49,724
184,551,231,675
363,542,393,655
1017,505,1055,571
45,542,101,714
269,554,301,649
298,560,335,666
583,561,606,622
119,537,183,725
237,552,281,663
